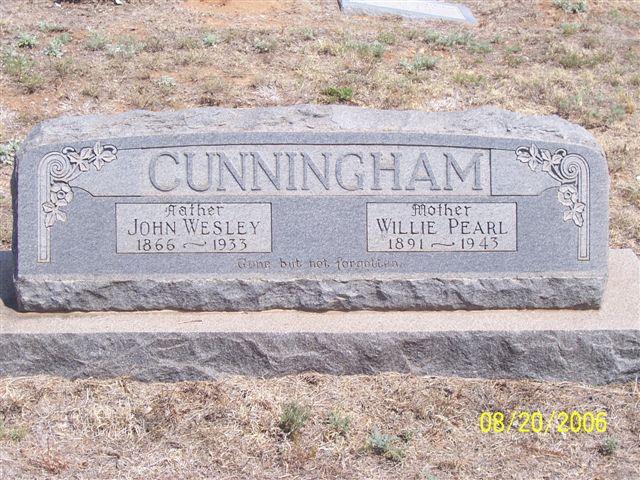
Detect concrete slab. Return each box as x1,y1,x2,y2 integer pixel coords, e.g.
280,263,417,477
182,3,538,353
339,0,477,24
0,250,638,383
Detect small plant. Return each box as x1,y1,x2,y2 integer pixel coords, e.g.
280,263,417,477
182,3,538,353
202,33,219,47
322,86,353,103
301,27,315,41
200,77,227,106
107,37,145,58
177,36,199,50
253,37,276,53
369,41,386,58
16,32,38,49
560,22,580,35
424,30,475,48
405,28,419,40
1,50,44,93
52,58,75,77
0,420,27,441
598,437,619,456
454,71,484,85
377,31,396,45
558,50,605,69
80,84,100,99
399,430,414,443
38,21,67,33
8,427,27,442
2,49,30,76
44,33,72,57
156,76,176,89
344,39,386,59
327,411,351,437
559,51,583,68
401,54,438,73
143,36,164,53
44,41,63,58
506,44,523,54
366,429,405,462
86,31,108,51
470,40,492,54
0,139,21,166
553,0,588,13
279,402,310,438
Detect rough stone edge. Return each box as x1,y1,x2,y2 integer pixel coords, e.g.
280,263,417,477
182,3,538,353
17,105,602,152
338,0,478,25
14,273,606,312
0,330,638,384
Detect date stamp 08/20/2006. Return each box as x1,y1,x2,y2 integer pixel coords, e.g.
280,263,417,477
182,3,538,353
479,411,609,434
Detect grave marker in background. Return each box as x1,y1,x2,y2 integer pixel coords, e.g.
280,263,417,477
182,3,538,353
338,0,477,24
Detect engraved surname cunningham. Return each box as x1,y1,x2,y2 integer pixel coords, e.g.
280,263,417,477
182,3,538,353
148,150,487,193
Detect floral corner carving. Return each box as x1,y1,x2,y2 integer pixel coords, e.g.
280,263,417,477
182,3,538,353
38,142,117,262
42,142,117,227
515,143,590,260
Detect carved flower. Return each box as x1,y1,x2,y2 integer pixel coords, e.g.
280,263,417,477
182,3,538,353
541,149,563,172
516,144,541,171
42,201,67,226
564,201,585,227
50,182,73,206
67,147,94,172
92,142,116,171
557,184,578,207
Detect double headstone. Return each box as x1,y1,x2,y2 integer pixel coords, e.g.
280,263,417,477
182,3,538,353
12,106,608,311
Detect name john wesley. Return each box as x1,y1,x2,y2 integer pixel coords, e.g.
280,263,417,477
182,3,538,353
126,203,262,236
146,149,488,193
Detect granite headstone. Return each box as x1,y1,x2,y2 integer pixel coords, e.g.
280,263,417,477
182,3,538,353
11,106,609,311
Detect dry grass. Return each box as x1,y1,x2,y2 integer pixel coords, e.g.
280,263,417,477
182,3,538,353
0,374,638,479
0,0,638,249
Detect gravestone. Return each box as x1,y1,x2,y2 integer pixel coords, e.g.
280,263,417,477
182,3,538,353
338,0,477,24
12,106,609,312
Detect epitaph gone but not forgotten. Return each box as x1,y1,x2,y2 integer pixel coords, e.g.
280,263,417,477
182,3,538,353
12,106,609,311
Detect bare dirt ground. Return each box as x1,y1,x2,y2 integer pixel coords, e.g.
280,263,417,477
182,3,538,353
1,374,639,479
0,1,639,478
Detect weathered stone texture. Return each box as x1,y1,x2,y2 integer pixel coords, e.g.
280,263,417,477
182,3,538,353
13,106,609,311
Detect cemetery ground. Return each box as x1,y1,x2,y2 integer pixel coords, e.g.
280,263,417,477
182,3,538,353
0,0,638,478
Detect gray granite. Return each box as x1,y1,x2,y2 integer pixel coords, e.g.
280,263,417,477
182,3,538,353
338,0,477,24
12,106,609,311
1,250,638,384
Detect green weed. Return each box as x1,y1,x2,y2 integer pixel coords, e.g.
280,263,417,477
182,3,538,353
279,402,310,438
323,86,353,103
86,31,108,51
553,0,588,13
202,33,219,47
401,54,438,73
16,32,37,49
560,22,581,35
598,438,619,456
366,429,406,463
0,139,21,166
327,411,351,437
1,50,43,92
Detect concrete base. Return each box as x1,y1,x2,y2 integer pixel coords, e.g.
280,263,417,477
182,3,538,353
1,250,638,384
